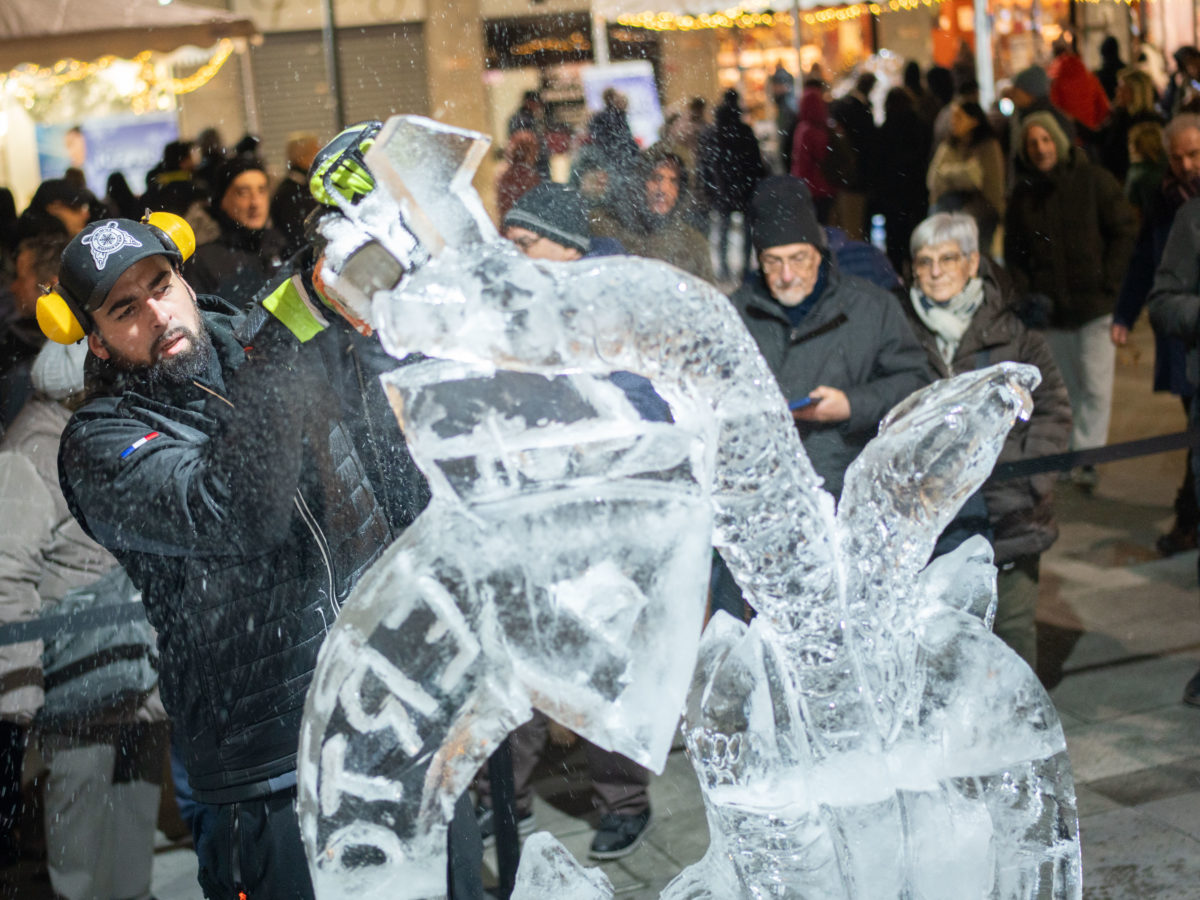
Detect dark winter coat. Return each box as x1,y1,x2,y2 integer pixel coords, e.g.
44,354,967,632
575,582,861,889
1005,147,1137,328
270,172,318,259
829,91,877,194
876,102,932,221
59,303,391,799
697,105,767,215
731,263,933,498
1098,107,1163,183
1116,177,1196,396
902,259,1072,561
183,211,289,309
1149,198,1200,394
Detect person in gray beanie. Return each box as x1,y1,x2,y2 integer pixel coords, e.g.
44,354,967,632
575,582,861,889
730,175,932,498
1007,64,1075,165
501,182,592,259
1005,105,1137,492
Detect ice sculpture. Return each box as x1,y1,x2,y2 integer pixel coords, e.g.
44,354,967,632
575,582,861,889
296,115,1081,899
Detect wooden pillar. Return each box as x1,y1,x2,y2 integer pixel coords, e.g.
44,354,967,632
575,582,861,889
424,0,496,219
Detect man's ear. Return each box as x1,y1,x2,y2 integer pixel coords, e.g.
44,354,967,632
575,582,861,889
87,332,109,360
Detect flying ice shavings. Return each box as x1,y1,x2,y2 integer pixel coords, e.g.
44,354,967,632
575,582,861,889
296,115,1082,900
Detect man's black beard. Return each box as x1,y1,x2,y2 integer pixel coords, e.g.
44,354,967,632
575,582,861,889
146,323,214,387
101,321,214,387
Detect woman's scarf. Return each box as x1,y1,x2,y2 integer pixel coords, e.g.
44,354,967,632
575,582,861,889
910,276,985,365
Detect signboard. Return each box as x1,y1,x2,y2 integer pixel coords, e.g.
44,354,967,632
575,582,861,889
580,61,663,150
36,113,179,195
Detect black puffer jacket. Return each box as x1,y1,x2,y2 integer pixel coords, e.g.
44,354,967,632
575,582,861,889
183,211,289,309
731,262,933,498
902,259,1072,561
1005,146,1136,329
59,302,391,798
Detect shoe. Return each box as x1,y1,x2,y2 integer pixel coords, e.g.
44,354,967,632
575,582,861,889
1184,669,1200,708
588,809,652,860
1070,465,1099,493
476,804,534,848
1156,524,1198,557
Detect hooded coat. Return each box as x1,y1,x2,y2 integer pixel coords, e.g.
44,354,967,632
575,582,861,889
697,99,767,215
901,258,1072,561
59,301,391,799
790,87,836,202
1005,144,1137,328
1049,52,1111,133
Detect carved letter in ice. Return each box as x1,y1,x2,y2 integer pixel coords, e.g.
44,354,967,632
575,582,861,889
296,115,1081,900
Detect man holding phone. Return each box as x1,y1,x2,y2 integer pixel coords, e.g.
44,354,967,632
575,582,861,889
731,176,932,498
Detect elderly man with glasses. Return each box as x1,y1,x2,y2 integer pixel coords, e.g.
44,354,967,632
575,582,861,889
731,175,932,498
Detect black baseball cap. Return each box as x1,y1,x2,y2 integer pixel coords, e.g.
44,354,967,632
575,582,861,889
59,218,181,318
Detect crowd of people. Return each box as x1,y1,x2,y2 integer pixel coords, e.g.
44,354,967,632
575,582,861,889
1,30,1200,899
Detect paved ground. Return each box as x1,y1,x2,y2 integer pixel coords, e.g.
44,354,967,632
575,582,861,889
3,320,1195,899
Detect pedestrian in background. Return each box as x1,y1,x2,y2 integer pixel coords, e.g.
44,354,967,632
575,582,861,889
789,83,836,223
877,88,932,276
697,89,766,283
904,213,1071,668
0,340,168,900
1116,114,1200,554
927,100,1005,251
496,130,543,222
1005,111,1136,492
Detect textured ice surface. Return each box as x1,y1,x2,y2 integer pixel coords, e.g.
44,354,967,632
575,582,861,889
296,115,1082,899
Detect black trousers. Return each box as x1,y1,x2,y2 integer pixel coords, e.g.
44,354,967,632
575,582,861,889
195,786,482,900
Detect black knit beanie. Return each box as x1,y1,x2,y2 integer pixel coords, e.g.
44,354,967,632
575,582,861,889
208,154,267,207
502,182,591,253
749,175,827,253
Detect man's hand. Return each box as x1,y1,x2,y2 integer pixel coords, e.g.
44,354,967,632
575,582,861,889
1111,323,1129,346
793,386,850,423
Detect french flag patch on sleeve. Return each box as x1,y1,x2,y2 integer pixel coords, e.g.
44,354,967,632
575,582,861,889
120,432,160,459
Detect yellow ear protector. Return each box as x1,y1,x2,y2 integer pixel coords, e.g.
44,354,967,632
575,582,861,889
36,212,197,345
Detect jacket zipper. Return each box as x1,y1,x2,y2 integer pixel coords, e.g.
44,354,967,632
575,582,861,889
191,379,339,620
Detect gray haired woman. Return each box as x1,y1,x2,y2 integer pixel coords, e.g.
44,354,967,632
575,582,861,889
903,212,1072,668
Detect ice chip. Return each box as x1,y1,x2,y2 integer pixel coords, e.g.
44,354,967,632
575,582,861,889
512,833,614,899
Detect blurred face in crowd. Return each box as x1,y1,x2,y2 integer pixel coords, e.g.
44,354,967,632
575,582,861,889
11,248,45,319
87,255,208,383
579,169,609,201
913,240,980,303
1167,126,1200,182
949,104,976,140
645,162,681,216
504,225,582,262
1010,87,1034,110
761,242,821,307
1025,125,1059,173
220,170,270,230
46,201,90,237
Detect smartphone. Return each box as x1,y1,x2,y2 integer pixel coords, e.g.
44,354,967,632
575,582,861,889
789,396,818,411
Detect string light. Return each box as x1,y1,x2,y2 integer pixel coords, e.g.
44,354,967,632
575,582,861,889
617,0,1133,30
1,39,236,112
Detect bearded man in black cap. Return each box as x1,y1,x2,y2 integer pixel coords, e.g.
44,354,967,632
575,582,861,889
54,217,392,899
184,154,289,306
732,175,932,498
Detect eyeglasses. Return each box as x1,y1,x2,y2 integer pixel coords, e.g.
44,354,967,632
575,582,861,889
913,251,966,272
760,250,819,273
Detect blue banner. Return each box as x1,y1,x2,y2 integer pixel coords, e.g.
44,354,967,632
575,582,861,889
36,113,179,195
